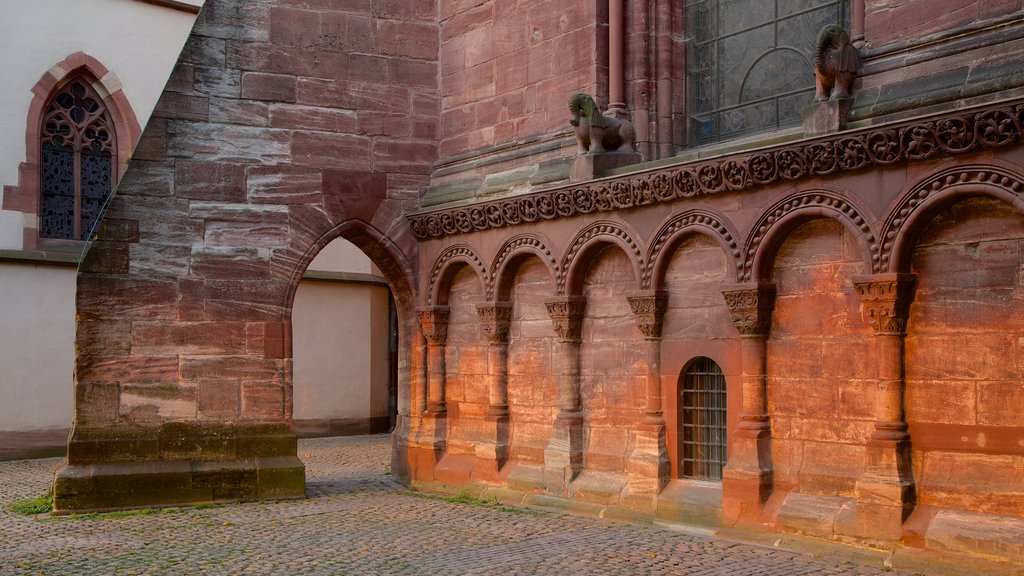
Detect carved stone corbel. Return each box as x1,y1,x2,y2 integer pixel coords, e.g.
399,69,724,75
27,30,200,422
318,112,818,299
477,302,513,345
852,274,916,336
545,296,587,343
722,283,776,338
418,306,450,345
627,291,669,340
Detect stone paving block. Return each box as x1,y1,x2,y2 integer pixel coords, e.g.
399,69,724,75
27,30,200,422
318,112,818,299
0,435,946,575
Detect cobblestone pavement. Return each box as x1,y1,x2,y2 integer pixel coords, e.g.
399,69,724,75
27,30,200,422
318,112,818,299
0,435,927,576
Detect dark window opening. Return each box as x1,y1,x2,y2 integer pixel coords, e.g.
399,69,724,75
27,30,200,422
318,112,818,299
679,356,728,480
40,79,116,240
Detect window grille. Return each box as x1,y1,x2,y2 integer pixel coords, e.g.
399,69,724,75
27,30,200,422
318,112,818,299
40,79,115,240
687,0,850,145
679,357,727,480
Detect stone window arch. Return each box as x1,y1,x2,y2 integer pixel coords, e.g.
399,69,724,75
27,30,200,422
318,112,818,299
678,356,728,480
687,0,850,145
39,76,117,241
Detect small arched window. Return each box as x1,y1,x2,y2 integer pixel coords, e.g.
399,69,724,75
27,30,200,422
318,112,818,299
39,77,116,240
678,357,728,481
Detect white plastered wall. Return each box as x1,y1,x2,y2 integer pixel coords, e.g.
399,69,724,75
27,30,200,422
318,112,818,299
0,264,76,431
292,239,392,426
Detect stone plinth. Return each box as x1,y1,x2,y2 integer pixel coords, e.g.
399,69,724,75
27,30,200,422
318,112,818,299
570,152,643,182
803,98,854,136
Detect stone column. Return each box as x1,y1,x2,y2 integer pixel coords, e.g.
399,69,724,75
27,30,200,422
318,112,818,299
475,302,513,478
417,306,450,457
721,283,776,523
623,292,670,506
543,296,587,496
851,274,917,540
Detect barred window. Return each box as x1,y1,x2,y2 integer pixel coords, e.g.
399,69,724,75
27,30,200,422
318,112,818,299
679,357,727,480
688,0,850,145
40,78,116,240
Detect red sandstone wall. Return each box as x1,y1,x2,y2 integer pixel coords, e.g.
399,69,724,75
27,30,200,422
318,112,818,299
580,247,644,474
438,0,605,159
767,219,874,497
444,266,488,455
906,197,1024,517
660,235,739,480
74,0,438,429
507,259,558,466
865,0,1023,47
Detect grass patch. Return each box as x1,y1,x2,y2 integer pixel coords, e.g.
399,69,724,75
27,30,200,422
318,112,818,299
59,507,158,521
398,489,535,515
8,493,52,515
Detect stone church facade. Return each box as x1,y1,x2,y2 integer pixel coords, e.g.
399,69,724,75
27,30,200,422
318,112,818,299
56,0,1023,571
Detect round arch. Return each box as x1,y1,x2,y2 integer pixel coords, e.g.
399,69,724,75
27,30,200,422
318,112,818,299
882,165,1024,273
490,234,559,302
644,209,742,290
743,190,879,282
560,220,644,296
425,244,489,306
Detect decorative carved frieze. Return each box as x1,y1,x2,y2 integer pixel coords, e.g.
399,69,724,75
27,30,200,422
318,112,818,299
408,101,1024,241
417,306,451,345
722,283,777,338
477,302,513,344
852,274,917,335
627,292,669,340
545,297,587,343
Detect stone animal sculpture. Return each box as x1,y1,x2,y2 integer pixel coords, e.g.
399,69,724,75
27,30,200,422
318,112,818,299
569,93,636,154
814,24,862,101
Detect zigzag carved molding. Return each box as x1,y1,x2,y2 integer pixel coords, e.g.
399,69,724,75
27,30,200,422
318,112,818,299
409,101,1024,240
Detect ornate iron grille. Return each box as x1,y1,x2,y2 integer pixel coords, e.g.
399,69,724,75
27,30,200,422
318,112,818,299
688,0,850,145
39,79,116,240
679,357,727,480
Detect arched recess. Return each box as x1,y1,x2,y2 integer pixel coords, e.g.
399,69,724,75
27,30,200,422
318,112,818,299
896,171,1024,517
490,233,558,302
560,220,644,296
644,209,742,290
3,52,141,250
282,219,419,440
426,244,489,306
882,165,1024,273
743,190,879,282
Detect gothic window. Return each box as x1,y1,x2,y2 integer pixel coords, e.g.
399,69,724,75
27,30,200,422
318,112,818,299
39,78,116,240
679,357,727,480
688,0,850,145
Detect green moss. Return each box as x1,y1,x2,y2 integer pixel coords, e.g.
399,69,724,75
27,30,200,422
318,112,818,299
8,493,52,515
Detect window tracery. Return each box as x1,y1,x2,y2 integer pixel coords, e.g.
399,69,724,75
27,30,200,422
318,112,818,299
688,0,850,145
40,78,116,240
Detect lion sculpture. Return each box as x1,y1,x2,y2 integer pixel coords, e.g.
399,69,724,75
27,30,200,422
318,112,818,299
568,93,636,155
814,24,862,102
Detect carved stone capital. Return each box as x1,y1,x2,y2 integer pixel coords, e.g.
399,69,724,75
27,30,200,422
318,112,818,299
545,296,587,343
477,302,513,344
721,283,776,338
417,306,450,345
627,291,669,340
852,274,917,335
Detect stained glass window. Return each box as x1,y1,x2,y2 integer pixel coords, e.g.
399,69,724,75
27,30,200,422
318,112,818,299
39,79,116,240
679,357,727,481
688,0,849,145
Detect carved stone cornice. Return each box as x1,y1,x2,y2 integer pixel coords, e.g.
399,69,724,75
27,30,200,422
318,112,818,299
408,100,1024,240
627,292,669,340
545,296,587,343
852,274,917,335
417,306,451,345
722,283,776,338
477,302,513,344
